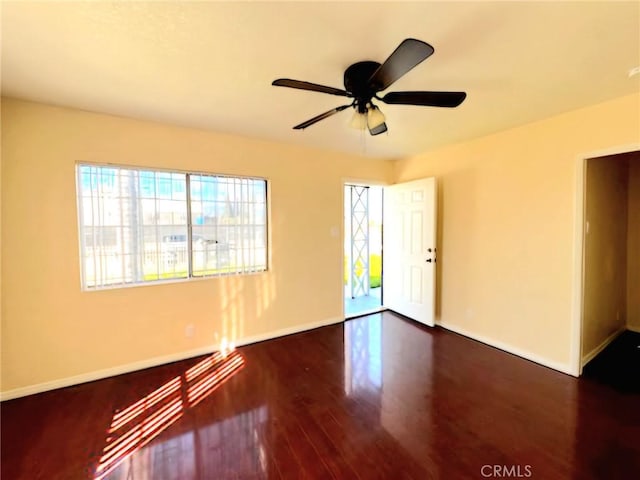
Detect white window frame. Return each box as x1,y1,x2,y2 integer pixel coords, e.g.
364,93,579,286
76,163,269,290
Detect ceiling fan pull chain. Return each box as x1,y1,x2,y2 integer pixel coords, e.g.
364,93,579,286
360,128,367,155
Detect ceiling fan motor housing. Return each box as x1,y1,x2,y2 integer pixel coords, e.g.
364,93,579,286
344,61,381,112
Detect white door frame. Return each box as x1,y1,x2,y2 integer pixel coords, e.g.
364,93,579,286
341,178,388,320
570,143,640,376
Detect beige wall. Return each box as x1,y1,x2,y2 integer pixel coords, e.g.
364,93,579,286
1,98,393,395
628,158,640,331
582,156,628,359
3,93,640,396
394,93,640,371
0,100,3,360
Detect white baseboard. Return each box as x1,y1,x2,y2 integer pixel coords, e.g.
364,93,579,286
0,316,343,402
437,321,575,376
232,316,343,347
0,345,216,402
581,327,626,367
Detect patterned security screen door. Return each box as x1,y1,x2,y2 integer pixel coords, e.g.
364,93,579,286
346,185,370,299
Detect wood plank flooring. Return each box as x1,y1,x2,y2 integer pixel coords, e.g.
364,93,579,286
2,311,639,479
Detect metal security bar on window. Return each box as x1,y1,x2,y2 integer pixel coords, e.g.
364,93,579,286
76,164,267,290
189,174,267,277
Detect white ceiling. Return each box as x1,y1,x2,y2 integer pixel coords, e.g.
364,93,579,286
2,1,639,159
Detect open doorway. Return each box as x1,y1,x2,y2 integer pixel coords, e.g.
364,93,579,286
579,149,640,392
344,184,383,318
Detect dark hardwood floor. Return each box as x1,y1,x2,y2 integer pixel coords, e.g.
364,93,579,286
2,312,639,479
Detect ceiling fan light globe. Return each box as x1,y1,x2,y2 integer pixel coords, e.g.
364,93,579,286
349,111,368,130
367,107,386,129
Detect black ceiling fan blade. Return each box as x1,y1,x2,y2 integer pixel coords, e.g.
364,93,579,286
368,39,434,92
368,122,388,136
293,105,351,130
273,79,350,97
381,91,467,108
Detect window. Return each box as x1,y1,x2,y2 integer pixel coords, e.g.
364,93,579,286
76,164,267,289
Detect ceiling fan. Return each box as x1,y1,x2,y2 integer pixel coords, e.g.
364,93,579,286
272,38,466,136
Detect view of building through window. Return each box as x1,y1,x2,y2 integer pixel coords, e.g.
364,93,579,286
77,164,267,289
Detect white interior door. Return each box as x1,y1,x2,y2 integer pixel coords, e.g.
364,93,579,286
383,177,437,326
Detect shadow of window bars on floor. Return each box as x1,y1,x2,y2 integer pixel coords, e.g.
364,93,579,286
94,349,245,480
